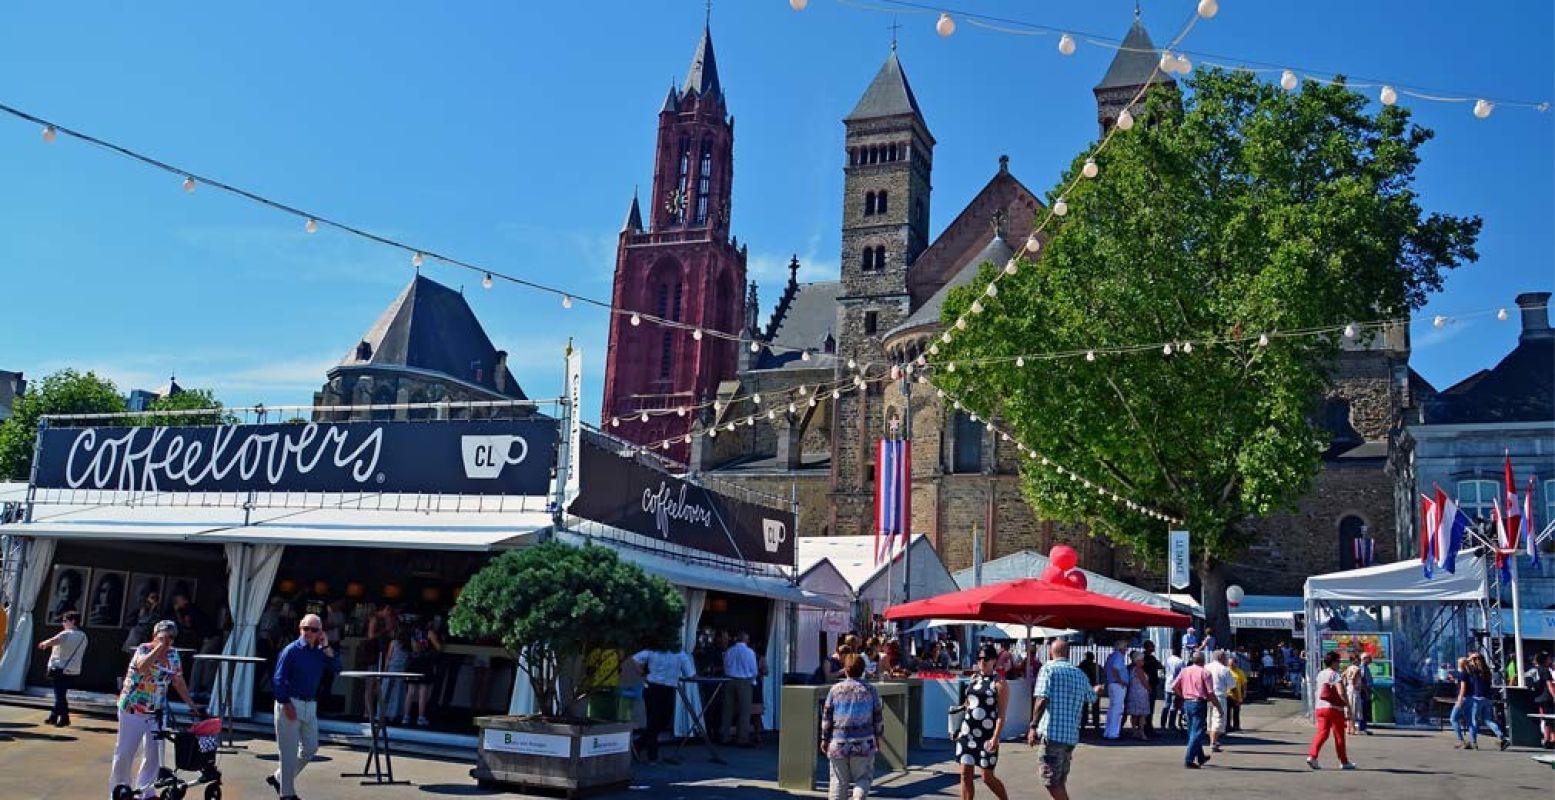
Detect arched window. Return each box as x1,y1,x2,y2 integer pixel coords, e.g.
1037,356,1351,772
875,246,887,270
674,136,691,224
860,247,873,272
695,138,713,224
849,148,858,166
864,192,876,216
1338,515,1366,570
869,146,879,164
1456,480,1499,523
876,190,888,214
951,411,983,473
888,143,898,161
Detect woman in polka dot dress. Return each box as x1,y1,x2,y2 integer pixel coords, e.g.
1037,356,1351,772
955,645,1010,800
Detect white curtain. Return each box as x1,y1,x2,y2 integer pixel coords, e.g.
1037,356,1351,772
674,588,706,736
764,600,790,731
212,543,284,718
507,652,536,715
0,537,58,691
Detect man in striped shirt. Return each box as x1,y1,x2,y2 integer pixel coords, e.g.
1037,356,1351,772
1027,640,1098,800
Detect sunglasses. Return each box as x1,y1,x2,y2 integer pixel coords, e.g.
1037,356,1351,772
301,626,322,633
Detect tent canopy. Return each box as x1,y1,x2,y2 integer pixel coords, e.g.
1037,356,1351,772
1303,550,1486,604
797,534,957,605
906,618,1074,639
884,578,1190,629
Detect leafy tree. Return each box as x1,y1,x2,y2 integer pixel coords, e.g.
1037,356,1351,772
934,70,1479,635
449,542,683,719
132,388,236,427
0,369,126,479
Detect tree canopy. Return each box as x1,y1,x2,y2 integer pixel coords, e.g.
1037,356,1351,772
932,70,1479,631
449,542,683,719
134,388,235,427
0,369,125,479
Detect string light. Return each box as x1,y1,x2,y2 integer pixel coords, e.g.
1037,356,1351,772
693,328,703,341
1052,197,1069,217
789,0,807,10
1343,322,1358,338
482,272,493,289
832,389,841,399
1116,109,1135,131
1473,99,1494,119
41,125,56,143
1026,233,1042,253
611,417,620,428
848,358,857,369
305,218,319,234
801,350,811,361
1497,308,1509,321
182,176,196,193
750,340,761,352
1380,85,1398,106
1163,343,1174,356
630,313,641,326
1086,350,1096,362
971,299,985,314
984,282,998,297
1257,333,1270,347
1182,341,1194,353
1016,356,1025,367
1004,258,1019,276
1280,70,1299,91
955,317,967,330
639,411,649,422
1058,33,1076,55
561,294,573,309
1174,53,1193,74
683,434,692,444
753,393,762,404
412,252,424,268
936,12,955,37
1082,158,1098,179
1433,315,1447,328
677,406,687,417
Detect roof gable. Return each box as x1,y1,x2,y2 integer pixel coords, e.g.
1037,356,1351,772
1428,338,1553,424
906,167,1043,309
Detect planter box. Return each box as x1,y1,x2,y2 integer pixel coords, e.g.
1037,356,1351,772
471,716,634,797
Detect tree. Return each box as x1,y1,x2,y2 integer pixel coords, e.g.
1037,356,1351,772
132,388,236,427
933,70,1479,636
449,542,683,719
0,369,126,479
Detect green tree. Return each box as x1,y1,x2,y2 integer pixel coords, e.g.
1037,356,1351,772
0,369,126,479
934,70,1478,635
132,388,236,427
449,542,683,719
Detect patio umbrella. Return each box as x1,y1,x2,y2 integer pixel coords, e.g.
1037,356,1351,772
883,577,1190,630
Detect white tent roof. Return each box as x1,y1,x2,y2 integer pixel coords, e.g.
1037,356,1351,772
1303,550,1486,604
797,534,957,605
798,557,856,605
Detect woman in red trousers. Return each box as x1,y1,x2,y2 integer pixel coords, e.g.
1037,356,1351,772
1307,650,1356,770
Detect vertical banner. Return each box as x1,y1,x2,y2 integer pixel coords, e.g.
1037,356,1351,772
1168,529,1191,590
563,345,583,506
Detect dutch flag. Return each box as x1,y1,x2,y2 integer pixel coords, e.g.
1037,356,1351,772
874,438,911,565
1434,484,1468,574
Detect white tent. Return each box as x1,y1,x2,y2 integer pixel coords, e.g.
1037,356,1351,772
795,558,855,677
797,534,958,610
1303,550,1486,604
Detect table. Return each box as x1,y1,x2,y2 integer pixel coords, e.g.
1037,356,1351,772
674,677,729,765
336,671,422,786
192,654,267,753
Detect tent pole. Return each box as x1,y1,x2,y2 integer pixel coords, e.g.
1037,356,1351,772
1509,556,1525,687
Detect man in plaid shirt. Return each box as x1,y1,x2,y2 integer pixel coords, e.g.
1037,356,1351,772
1027,640,1098,800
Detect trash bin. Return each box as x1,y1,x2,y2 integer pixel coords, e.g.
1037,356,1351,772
1370,685,1394,725
1506,686,1544,748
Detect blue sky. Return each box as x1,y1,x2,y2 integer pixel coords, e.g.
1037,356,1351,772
0,1,1549,422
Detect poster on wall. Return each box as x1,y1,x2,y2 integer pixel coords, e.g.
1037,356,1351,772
569,441,796,567
123,573,165,626
87,569,128,628
33,418,559,496
164,576,199,605
1318,632,1394,687
47,565,91,624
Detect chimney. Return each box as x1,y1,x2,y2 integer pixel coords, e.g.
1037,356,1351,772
1516,292,1552,342
494,350,509,392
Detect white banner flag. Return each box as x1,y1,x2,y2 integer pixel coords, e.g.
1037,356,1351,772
1168,530,1191,590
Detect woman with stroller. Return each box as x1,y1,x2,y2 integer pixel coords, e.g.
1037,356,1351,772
111,620,202,799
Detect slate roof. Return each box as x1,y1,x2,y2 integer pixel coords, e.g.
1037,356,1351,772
755,280,843,369
336,275,526,400
1428,336,1554,424
887,233,1013,340
682,26,721,100
1095,18,1175,92
622,193,643,232
846,51,926,124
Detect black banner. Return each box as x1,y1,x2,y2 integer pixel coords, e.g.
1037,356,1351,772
569,442,795,567
35,419,559,496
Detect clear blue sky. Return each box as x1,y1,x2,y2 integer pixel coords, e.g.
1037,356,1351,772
1,1,1549,422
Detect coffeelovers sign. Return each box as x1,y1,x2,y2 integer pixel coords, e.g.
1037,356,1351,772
568,441,795,567
33,419,559,496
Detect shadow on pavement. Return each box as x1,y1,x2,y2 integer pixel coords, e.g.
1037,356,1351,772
415,783,505,796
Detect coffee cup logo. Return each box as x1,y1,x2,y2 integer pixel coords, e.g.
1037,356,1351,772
762,518,787,553
461,435,528,479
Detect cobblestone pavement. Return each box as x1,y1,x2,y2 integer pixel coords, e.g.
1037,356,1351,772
1,698,1549,799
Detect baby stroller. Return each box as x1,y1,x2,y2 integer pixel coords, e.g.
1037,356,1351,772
112,714,225,800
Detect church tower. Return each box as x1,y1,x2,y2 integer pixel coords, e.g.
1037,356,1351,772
602,24,748,463
833,48,934,535
1092,10,1176,136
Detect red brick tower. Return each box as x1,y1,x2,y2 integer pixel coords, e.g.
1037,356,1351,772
602,25,748,462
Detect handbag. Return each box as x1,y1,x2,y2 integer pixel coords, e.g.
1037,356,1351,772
1318,678,1344,707
47,635,87,680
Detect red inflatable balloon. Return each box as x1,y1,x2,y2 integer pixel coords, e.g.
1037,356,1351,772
1063,569,1089,590
1040,565,1066,584
1049,544,1079,572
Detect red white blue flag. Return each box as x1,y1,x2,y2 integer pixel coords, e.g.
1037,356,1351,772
1526,476,1541,568
1353,536,1375,569
1503,452,1522,551
1435,484,1467,574
874,438,911,565
1420,493,1439,578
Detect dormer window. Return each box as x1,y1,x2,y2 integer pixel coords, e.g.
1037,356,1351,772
355,341,373,361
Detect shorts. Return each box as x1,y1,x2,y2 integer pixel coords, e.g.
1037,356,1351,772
1038,741,1074,788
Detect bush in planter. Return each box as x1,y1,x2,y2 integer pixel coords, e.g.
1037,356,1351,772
450,542,683,720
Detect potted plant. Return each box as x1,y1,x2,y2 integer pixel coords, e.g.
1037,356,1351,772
451,542,683,795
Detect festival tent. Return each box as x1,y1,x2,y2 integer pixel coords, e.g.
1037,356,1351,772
882,577,1191,630
797,534,958,610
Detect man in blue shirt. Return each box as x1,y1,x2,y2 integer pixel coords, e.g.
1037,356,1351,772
1028,640,1098,800
1101,639,1130,739
267,613,341,799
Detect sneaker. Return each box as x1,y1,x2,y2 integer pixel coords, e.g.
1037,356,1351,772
1465,741,1476,750
1197,755,1210,766
44,714,57,726
54,716,69,728
266,774,280,795
1498,737,1509,751
1306,757,1321,770
1184,762,1200,769
1340,762,1357,771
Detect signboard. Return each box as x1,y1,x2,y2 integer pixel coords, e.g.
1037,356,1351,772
569,441,796,566
483,729,570,757
561,346,584,507
34,419,559,496
1318,632,1394,687
580,731,631,758
1168,530,1191,590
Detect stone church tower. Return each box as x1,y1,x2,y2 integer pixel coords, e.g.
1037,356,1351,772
1092,10,1176,136
602,24,749,463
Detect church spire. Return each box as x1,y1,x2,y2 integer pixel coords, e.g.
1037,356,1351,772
622,189,643,233
846,50,926,128
682,25,721,100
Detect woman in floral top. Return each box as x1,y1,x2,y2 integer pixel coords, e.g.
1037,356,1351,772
110,620,201,799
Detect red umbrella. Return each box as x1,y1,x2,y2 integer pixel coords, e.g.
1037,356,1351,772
882,578,1190,630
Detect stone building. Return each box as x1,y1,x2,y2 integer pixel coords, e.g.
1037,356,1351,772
312,274,530,420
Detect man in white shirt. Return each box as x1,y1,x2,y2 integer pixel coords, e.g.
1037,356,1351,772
720,632,759,746
1160,648,1185,731
1205,650,1237,752
1102,639,1130,740
632,643,696,763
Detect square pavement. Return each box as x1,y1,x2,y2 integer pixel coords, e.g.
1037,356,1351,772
1,698,1549,799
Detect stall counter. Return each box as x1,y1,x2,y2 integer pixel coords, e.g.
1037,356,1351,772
924,675,1032,741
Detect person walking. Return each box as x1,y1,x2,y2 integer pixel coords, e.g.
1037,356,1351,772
1027,640,1097,800
1168,651,1220,769
821,654,884,800
1205,650,1235,752
111,620,201,799
1125,652,1152,740
1448,656,1472,749
1077,651,1101,733
1307,650,1356,770
1352,653,1375,735
38,611,88,727
632,641,696,764
1101,639,1129,740
1528,651,1555,749
721,631,758,746
1141,641,1162,736
954,645,1010,800
1462,653,1509,751
1160,648,1184,733
266,613,342,800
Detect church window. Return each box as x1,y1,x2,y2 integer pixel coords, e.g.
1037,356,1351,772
864,192,876,216
355,341,372,361
875,246,888,270
887,143,898,161
674,136,691,224
1455,479,1498,523
951,411,983,473
864,311,878,335
877,191,888,214
672,282,683,321
695,138,713,224
659,331,673,379
1337,514,1365,570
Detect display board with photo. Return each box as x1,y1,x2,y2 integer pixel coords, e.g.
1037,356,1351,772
47,564,91,625
86,569,128,628
122,573,166,627
164,576,199,606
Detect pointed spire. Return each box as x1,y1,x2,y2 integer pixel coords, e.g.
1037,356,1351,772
1095,15,1175,91
623,189,643,233
660,81,680,114
682,25,722,100
846,50,925,124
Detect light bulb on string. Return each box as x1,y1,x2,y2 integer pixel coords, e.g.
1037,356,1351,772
1086,350,1096,362
630,313,641,326
1058,33,1076,56
789,0,807,10
1433,315,1447,328
955,317,967,330
610,417,620,428
1174,54,1192,74
305,218,319,234
942,332,952,344
182,176,197,193
1082,158,1098,179
1343,322,1358,339
936,12,955,37
788,402,796,414
832,389,841,399
42,125,57,143
767,410,775,420
848,358,857,370
808,397,817,407
801,350,811,361
639,411,649,422
1380,85,1398,106
714,400,723,413
561,295,573,309
1257,333,1270,347
1473,99,1493,119
753,393,762,404
1053,198,1068,217
661,440,670,451
971,299,984,314
1163,343,1174,356
936,389,945,398
750,340,761,352
799,385,808,395
929,344,940,356
692,328,703,341
1182,341,1194,354
1004,258,1019,276
482,272,493,289
1280,70,1299,91
676,406,686,417
1197,0,1218,18
683,434,692,444
1497,308,1509,321
412,252,424,268
985,283,998,297
1116,109,1135,131
1159,52,1176,74
969,413,978,422
726,422,736,431
1026,234,1042,253
1016,356,1025,368
947,362,955,372
708,428,717,439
